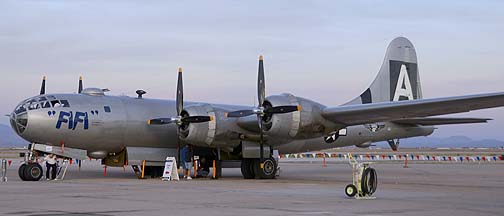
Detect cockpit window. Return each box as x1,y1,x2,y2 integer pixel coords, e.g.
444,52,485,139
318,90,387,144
14,104,27,114
47,95,56,100
12,112,28,134
41,101,51,108
28,103,40,110
27,100,40,110
15,96,71,114
51,100,61,108
60,100,70,107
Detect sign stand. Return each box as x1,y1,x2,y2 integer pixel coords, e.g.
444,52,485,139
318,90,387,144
162,157,179,181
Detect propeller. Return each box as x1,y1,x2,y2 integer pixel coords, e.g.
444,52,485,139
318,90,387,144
147,67,214,166
78,76,83,93
225,55,301,164
40,76,46,95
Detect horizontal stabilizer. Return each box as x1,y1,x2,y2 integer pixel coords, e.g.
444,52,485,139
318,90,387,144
392,117,491,126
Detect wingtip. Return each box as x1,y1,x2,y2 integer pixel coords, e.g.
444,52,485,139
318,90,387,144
224,112,228,118
259,55,263,61
42,76,46,80
178,67,183,73
297,105,302,111
147,120,151,125
210,116,214,121
79,75,83,80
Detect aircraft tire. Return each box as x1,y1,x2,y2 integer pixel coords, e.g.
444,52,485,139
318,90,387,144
345,184,357,197
253,157,277,179
241,159,255,179
23,163,43,181
361,167,377,195
18,163,27,181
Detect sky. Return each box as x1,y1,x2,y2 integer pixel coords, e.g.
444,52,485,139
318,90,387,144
0,0,503,139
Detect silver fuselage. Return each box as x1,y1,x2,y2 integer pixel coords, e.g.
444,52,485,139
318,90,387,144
10,93,434,155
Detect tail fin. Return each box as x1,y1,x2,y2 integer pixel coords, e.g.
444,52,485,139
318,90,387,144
346,37,422,105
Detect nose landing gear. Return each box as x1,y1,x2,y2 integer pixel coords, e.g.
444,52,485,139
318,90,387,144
18,163,43,181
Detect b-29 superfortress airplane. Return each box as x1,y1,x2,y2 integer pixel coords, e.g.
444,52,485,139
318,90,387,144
10,37,504,181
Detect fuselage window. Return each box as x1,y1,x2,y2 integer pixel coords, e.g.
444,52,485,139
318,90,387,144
60,100,70,107
104,106,111,113
51,100,62,108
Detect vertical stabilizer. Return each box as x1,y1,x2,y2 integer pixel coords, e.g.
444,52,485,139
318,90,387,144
346,37,422,105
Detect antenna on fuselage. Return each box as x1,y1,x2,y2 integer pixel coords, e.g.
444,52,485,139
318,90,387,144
40,76,46,95
78,75,83,94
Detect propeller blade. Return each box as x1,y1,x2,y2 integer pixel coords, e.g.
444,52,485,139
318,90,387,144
176,67,183,116
257,55,265,107
257,114,265,161
264,105,301,114
147,118,177,125
181,115,213,123
225,110,255,118
78,76,83,93
40,76,46,95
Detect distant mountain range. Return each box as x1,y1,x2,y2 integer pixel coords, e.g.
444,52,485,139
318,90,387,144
1,123,503,148
374,136,504,148
0,124,27,147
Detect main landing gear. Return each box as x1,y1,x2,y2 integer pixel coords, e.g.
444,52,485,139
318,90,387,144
241,157,277,179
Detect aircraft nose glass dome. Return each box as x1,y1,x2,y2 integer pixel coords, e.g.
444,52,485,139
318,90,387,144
11,100,30,134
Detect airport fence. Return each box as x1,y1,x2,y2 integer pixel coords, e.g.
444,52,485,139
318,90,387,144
280,152,504,163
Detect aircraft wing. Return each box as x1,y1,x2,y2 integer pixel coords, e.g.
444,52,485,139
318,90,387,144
391,117,491,126
321,92,504,127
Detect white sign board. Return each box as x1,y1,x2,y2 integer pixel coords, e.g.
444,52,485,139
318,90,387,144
162,157,179,181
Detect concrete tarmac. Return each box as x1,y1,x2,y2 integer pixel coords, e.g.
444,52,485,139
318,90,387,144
1,160,503,216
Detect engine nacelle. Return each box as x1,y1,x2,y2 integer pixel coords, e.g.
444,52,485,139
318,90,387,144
179,104,217,147
179,104,240,148
263,94,329,141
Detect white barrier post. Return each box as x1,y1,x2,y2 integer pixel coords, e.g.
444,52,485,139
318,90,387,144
1,159,7,182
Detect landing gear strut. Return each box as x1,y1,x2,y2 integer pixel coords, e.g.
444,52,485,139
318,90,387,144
387,139,400,151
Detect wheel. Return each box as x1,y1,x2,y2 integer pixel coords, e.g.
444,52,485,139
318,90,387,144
361,167,377,195
345,184,357,197
253,157,277,179
241,159,255,179
23,163,43,181
18,163,27,181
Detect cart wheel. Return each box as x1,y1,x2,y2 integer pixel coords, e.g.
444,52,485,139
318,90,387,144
361,167,378,195
345,184,357,197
